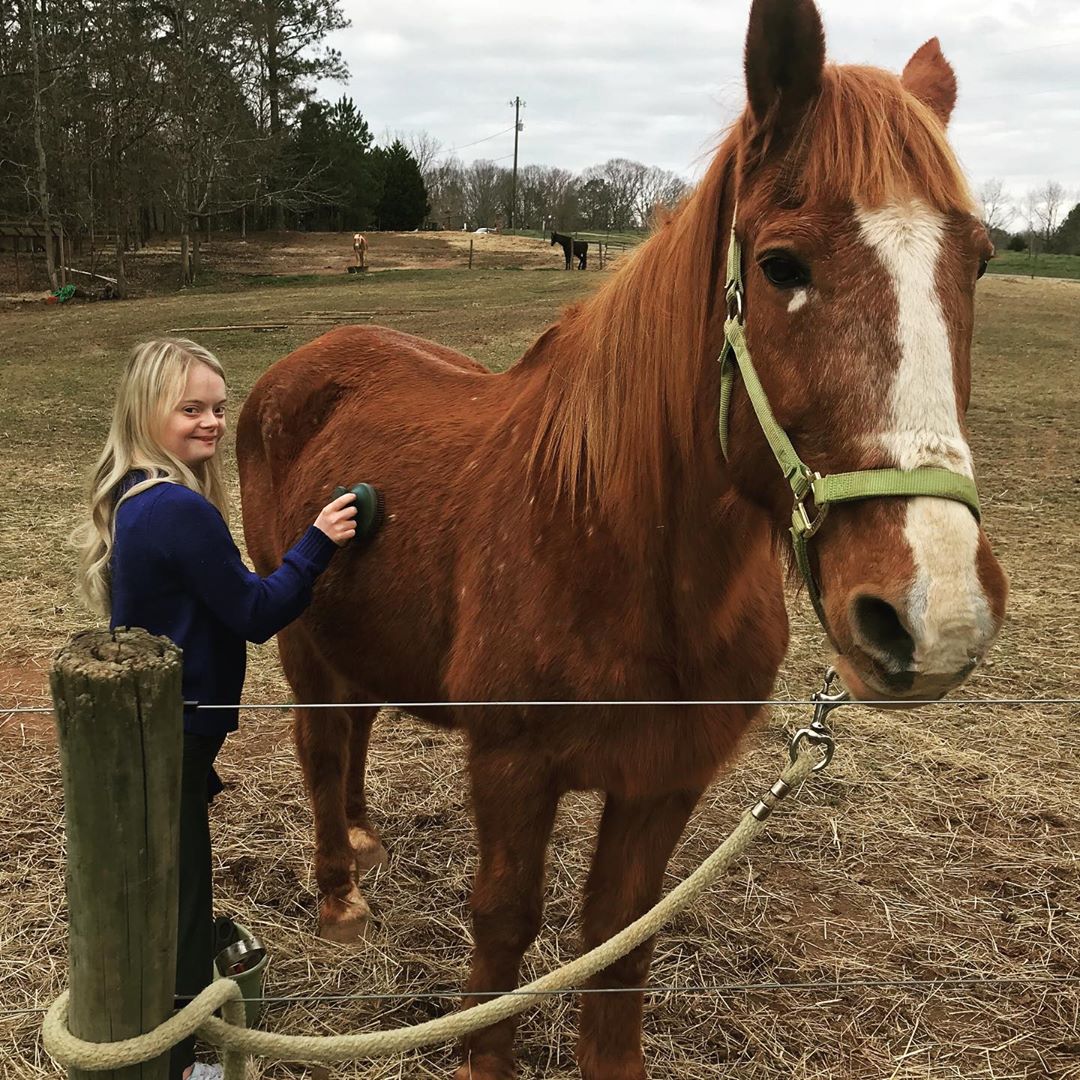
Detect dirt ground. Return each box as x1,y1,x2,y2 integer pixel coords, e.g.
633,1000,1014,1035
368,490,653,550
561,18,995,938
0,266,1078,1079
0,229,615,300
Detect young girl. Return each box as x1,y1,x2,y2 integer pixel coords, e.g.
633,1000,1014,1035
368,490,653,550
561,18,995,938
77,338,359,1080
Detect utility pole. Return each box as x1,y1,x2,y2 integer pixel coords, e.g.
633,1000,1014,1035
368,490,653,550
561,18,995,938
510,96,524,230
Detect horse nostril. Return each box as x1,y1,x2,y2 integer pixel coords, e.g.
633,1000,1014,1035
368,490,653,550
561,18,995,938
850,593,915,673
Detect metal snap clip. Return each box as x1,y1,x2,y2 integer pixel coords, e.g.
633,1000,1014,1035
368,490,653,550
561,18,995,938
789,668,850,772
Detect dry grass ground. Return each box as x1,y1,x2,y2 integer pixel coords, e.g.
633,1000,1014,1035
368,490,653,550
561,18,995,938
0,229,602,299
0,267,1078,1080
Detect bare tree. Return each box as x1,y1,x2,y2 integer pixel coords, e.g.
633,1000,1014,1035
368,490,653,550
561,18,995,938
581,158,646,230
512,164,576,232
157,0,265,284
977,178,1013,235
423,156,466,228
635,166,689,228
462,159,504,228
240,0,349,229
23,0,57,290
544,167,577,231
404,131,442,174
1027,181,1066,251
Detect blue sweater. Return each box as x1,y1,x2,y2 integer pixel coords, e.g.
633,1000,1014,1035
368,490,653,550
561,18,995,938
109,479,337,736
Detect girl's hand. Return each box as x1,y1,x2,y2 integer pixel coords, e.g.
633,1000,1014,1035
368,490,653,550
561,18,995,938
314,492,357,547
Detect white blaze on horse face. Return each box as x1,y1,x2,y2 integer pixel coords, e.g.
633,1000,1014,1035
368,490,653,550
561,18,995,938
856,202,993,675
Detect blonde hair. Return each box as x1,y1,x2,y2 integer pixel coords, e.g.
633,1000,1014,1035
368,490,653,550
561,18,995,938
76,338,229,614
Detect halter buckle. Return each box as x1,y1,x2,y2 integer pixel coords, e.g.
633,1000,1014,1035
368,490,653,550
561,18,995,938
792,472,828,538
725,282,744,323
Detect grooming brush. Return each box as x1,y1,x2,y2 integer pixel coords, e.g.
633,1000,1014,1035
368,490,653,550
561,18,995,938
332,483,386,543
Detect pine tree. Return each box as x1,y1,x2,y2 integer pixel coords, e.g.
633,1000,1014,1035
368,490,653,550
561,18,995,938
375,140,429,231
294,97,383,229
238,0,349,228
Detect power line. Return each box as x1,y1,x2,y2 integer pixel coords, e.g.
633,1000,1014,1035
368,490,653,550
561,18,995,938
437,125,515,158
992,37,1080,56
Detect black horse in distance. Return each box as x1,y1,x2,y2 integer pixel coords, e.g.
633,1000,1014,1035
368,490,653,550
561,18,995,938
550,230,588,270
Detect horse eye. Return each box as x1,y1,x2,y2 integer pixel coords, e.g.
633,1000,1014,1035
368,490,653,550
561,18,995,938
760,254,810,289
976,256,989,280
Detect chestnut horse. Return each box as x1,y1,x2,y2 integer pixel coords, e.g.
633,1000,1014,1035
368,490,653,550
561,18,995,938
237,2,1008,1076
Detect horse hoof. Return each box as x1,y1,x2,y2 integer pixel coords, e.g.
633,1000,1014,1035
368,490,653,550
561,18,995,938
317,887,373,943
349,826,389,874
578,1057,647,1080
452,1055,515,1080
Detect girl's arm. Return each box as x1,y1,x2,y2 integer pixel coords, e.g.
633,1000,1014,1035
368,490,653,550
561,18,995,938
151,487,355,643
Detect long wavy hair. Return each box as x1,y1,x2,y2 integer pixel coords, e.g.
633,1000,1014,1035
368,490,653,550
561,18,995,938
76,338,229,614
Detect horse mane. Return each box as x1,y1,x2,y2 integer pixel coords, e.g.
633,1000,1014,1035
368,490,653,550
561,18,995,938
529,153,727,518
529,63,975,519
765,64,976,212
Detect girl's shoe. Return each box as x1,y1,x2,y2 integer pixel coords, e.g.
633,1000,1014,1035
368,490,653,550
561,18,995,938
186,1064,223,1080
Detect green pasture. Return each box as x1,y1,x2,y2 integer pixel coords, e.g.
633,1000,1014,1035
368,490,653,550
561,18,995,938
985,250,1080,280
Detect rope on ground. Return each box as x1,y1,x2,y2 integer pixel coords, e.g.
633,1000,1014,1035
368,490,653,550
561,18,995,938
42,749,817,1074
43,979,248,1074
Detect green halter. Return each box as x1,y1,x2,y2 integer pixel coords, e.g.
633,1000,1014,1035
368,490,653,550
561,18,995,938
718,217,981,631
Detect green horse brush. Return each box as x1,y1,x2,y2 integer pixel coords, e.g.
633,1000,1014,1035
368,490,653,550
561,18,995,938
331,483,386,543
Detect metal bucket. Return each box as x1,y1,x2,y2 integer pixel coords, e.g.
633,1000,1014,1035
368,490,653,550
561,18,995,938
213,922,268,1026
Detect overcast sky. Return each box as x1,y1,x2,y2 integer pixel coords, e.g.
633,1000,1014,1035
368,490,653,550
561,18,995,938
318,0,1079,205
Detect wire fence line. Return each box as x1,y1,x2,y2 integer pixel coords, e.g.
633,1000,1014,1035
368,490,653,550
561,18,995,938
3,696,1080,715
6,973,1078,1019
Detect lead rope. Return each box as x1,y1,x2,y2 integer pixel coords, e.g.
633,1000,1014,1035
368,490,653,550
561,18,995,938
43,675,848,1077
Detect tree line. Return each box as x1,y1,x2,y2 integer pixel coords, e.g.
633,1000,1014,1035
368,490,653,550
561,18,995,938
419,151,689,234
298,119,690,235
2,0,380,293
0,0,689,297
17,0,1062,302
979,179,1080,256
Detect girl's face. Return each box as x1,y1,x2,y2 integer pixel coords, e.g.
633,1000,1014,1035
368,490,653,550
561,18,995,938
159,362,227,466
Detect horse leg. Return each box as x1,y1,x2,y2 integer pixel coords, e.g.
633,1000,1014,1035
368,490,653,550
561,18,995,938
280,630,374,943
575,788,703,1080
452,751,559,1080
345,706,389,874
293,703,376,942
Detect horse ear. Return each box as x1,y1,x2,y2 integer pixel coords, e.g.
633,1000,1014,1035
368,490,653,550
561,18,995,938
901,38,957,126
744,0,825,142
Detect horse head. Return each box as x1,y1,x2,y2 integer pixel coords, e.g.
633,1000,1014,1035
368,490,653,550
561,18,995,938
721,0,1007,703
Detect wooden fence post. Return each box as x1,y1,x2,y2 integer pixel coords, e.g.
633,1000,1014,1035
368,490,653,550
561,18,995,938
469,237,474,270
51,628,184,1080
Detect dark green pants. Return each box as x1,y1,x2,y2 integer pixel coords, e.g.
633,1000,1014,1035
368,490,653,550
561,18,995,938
170,732,225,1080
